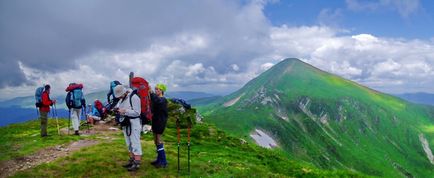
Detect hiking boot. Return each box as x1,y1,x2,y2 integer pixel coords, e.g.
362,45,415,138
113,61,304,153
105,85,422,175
150,159,158,166
127,160,140,171
122,158,134,168
74,131,80,135
152,162,167,169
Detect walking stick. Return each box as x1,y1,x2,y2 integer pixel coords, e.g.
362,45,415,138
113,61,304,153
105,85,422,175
176,117,181,175
188,122,191,175
35,106,39,118
87,104,92,125
54,104,60,135
68,109,71,135
82,106,89,133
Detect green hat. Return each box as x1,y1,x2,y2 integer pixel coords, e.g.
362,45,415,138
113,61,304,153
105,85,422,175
156,83,167,92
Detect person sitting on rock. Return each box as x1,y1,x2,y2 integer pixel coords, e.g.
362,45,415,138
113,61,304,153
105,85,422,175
87,99,105,125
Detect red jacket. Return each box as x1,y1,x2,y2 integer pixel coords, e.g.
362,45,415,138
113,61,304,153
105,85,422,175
39,91,53,112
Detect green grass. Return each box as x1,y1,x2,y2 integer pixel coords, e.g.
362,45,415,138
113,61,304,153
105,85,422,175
0,118,86,161
1,109,366,177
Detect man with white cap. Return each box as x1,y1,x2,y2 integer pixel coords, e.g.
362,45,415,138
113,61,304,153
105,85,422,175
113,85,142,171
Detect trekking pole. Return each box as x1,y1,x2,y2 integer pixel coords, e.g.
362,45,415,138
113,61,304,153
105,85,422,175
188,122,191,175
54,104,60,135
82,106,89,133
176,117,181,175
68,109,71,135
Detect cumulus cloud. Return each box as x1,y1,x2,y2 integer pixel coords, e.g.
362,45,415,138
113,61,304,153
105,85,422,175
269,25,434,94
0,0,434,100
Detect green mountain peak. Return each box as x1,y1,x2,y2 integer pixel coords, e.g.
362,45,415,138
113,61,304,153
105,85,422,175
200,58,434,177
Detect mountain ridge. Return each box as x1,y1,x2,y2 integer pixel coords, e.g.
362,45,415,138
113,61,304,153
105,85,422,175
199,58,434,177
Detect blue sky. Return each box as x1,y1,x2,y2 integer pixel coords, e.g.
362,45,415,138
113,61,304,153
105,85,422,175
264,0,434,39
0,0,434,100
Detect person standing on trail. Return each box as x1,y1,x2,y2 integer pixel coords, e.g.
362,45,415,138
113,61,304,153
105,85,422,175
65,83,86,136
114,85,143,172
150,83,168,168
39,84,56,137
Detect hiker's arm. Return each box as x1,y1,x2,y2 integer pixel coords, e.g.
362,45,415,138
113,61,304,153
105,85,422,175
162,99,168,118
151,93,165,105
107,92,111,103
81,98,86,108
124,94,141,117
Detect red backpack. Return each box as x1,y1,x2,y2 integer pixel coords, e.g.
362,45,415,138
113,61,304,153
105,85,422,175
130,77,152,125
94,100,103,111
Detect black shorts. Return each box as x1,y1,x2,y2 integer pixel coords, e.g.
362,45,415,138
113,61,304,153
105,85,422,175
152,118,167,134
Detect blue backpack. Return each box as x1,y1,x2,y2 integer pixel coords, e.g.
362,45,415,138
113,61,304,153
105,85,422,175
35,86,45,107
170,98,191,109
109,81,121,98
66,89,85,109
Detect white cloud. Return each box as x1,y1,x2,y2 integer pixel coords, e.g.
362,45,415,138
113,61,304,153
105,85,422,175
261,63,274,71
231,64,240,71
268,24,434,94
1,0,434,100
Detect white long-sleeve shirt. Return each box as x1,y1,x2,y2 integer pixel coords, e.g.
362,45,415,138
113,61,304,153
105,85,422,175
116,89,141,118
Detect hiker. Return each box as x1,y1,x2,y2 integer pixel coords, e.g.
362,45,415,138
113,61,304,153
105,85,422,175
150,83,168,168
114,85,142,171
107,80,122,109
37,84,56,137
65,83,86,135
107,81,122,124
86,100,105,125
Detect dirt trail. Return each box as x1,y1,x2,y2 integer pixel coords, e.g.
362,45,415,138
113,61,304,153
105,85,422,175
0,140,99,178
0,123,120,178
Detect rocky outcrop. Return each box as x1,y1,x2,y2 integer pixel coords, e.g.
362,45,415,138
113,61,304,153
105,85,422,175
419,133,434,165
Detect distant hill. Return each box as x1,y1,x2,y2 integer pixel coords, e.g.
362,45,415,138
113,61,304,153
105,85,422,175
396,92,434,106
0,90,216,109
0,107,70,127
0,90,216,126
188,96,223,106
199,58,434,177
166,91,217,100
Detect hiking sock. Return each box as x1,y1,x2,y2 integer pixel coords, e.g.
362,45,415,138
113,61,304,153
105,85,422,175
127,160,141,171
155,144,167,167
151,145,159,165
122,157,134,168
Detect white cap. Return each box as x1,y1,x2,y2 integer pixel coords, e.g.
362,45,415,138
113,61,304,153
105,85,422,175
114,85,127,98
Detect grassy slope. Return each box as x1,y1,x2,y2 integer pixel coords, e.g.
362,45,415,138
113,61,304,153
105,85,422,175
1,110,365,177
199,58,434,177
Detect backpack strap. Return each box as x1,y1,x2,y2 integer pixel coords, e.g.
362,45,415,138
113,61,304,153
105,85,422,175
129,89,138,110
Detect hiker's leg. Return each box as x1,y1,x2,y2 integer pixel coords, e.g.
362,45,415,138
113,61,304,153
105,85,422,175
40,112,48,136
130,119,142,159
123,125,133,153
71,109,80,132
92,116,101,124
127,119,142,171
156,134,163,145
151,133,159,165
71,109,77,130
153,133,158,146
155,133,167,167
122,124,134,168
86,115,92,124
